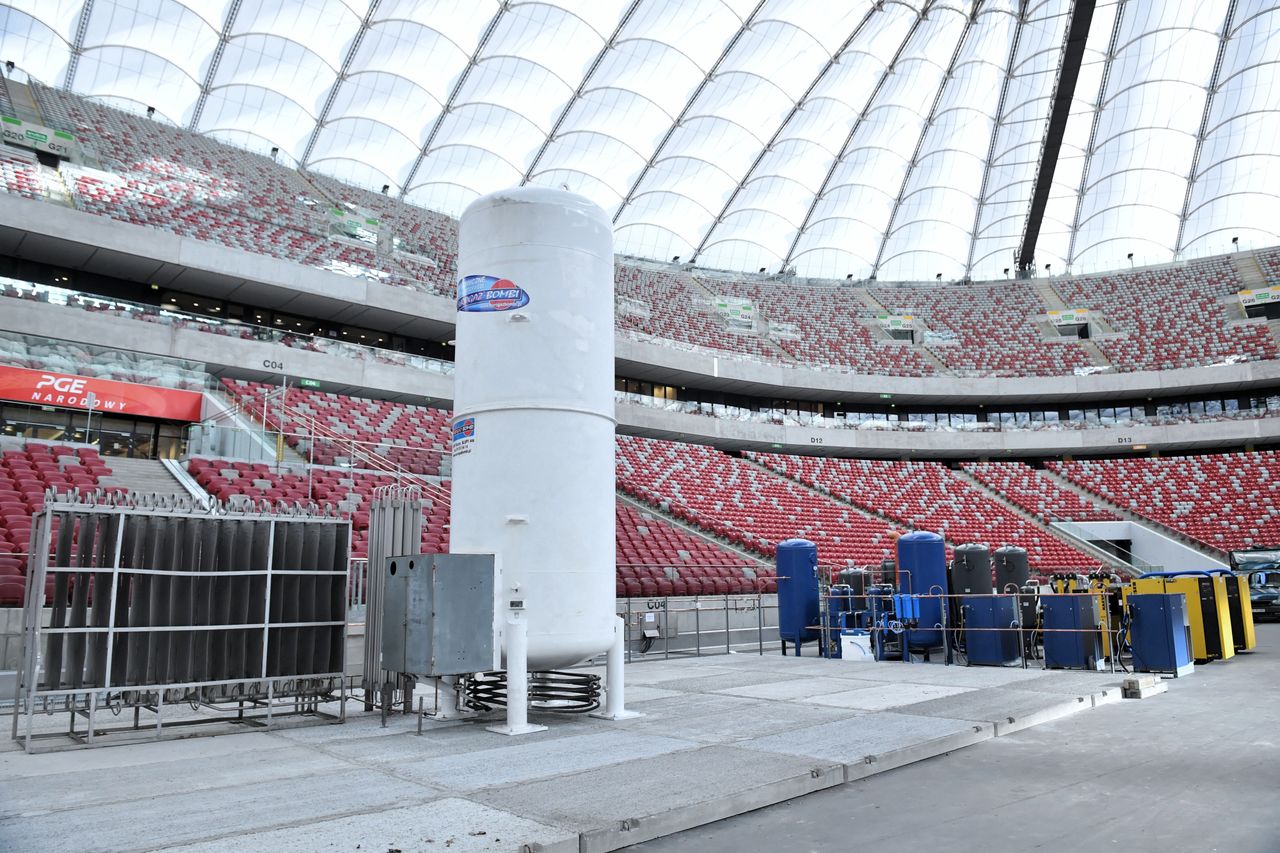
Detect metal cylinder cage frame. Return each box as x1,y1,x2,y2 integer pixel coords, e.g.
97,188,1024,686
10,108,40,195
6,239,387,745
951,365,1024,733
9,488,352,752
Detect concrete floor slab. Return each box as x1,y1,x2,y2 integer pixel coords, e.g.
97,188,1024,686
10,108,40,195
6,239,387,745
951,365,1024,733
802,681,977,711
712,675,884,701
1002,672,1126,704
477,745,843,853
650,670,807,693
0,742,336,820
0,648,1161,852
741,711,991,777
0,768,436,853
164,797,580,853
894,686,1092,735
625,697,861,745
826,661,1050,687
399,730,697,792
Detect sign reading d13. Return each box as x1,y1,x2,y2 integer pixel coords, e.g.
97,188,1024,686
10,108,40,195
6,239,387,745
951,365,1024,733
456,275,530,312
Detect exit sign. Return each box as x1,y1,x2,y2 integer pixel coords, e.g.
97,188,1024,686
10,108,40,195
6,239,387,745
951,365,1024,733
299,378,321,389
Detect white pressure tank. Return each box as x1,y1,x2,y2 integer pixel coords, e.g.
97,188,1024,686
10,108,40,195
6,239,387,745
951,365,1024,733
450,187,616,671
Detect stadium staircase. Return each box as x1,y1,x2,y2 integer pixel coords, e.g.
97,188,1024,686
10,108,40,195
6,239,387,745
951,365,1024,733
1037,466,1227,560
852,287,953,374
1032,278,1114,369
950,467,1134,574
615,491,767,568
1233,251,1269,290
97,456,189,501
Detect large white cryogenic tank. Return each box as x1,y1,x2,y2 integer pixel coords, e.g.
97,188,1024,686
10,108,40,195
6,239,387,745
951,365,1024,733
450,187,615,671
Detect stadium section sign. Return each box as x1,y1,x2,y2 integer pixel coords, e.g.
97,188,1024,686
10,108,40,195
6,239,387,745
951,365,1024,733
0,366,203,421
0,117,77,158
1238,285,1280,306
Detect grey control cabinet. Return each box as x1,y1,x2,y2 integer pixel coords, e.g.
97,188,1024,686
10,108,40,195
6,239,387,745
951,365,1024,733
380,553,498,676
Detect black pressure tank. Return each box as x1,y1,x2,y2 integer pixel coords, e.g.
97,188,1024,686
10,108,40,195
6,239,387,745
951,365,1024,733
994,545,1031,593
951,543,994,595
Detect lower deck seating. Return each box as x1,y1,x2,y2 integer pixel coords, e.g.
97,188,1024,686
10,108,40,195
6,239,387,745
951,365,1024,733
752,453,1100,569
617,435,903,567
1049,452,1280,552
0,442,121,605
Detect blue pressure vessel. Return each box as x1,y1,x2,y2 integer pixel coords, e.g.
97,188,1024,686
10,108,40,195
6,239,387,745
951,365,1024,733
777,539,820,649
897,531,948,648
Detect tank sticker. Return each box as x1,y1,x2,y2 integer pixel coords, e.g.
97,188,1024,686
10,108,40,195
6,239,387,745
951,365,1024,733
452,416,475,456
457,274,530,312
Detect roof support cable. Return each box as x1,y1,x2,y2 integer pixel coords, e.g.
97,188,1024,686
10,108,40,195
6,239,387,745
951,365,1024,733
61,0,96,91
399,2,511,201
872,8,978,279
689,4,879,266
521,0,643,187
781,9,926,272
964,2,1028,278
189,0,244,131
300,0,382,169
1065,0,1125,271
1173,0,1238,258
611,0,769,225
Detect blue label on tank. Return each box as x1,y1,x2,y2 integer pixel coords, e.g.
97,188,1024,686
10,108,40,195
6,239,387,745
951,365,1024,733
457,274,530,312
452,416,475,456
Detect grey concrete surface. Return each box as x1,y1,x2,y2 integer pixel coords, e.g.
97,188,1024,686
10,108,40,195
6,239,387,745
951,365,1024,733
0,648,1163,853
627,623,1280,853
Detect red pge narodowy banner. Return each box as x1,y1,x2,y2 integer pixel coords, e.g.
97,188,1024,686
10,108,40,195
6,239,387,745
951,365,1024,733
0,365,204,421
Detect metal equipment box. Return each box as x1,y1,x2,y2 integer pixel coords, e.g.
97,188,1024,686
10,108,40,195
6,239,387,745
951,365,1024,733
962,595,1021,666
1221,572,1257,652
1127,593,1194,677
1041,594,1104,671
380,553,499,676
1131,575,1233,663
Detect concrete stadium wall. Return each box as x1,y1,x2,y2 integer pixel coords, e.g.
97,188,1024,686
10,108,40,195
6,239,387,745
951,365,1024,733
1,297,1277,457
3,193,1278,406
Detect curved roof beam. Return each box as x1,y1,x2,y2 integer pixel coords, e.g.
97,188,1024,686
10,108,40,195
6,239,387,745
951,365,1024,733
612,0,769,226
966,2,1026,276
1175,0,1237,255
74,44,204,86
782,10,926,271
398,2,510,200
189,0,243,131
543,127,650,164
1065,0,1125,269
689,4,879,264
872,10,976,276
1184,190,1280,220
61,0,95,90
1075,200,1181,230
521,0,642,185
301,0,381,168
1072,229,1173,259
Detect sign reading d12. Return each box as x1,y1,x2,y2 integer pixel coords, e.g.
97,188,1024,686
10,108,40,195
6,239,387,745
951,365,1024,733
452,417,476,456
457,274,530,312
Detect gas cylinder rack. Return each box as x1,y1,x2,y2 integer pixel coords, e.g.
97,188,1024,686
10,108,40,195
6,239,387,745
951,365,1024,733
10,491,351,752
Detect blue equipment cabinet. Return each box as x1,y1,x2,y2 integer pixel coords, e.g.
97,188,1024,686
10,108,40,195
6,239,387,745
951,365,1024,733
776,539,820,655
1041,594,1104,670
897,531,948,649
963,596,1021,666
1128,593,1194,677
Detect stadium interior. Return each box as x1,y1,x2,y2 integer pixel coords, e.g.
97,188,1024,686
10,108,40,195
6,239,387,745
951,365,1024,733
0,2,1277,850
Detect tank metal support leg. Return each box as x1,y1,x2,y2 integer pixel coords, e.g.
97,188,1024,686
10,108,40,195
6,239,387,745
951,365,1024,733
591,616,642,721
487,615,546,736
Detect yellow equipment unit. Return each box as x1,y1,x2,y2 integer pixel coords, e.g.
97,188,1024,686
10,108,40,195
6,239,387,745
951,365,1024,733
1219,571,1257,652
1131,572,1234,663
